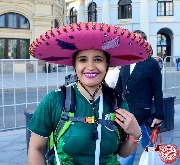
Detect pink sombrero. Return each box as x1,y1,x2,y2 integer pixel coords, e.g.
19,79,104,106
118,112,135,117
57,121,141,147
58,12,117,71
29,22,153,66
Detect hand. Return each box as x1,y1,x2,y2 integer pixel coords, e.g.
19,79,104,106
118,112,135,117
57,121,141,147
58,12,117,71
115,108,141,140
151,118,162,128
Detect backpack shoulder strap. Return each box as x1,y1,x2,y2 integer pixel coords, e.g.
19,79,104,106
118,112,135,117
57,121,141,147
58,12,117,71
46,85,76,164
59,85,76,113
65,85,76,113
54,85,76,142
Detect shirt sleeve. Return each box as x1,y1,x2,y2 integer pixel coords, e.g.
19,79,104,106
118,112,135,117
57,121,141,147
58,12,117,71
28,90,63,137
151,59,164,120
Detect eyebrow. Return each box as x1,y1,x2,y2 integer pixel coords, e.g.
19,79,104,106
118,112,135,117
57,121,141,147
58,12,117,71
78,56,87,58
94,55,103,58
78,55,104,58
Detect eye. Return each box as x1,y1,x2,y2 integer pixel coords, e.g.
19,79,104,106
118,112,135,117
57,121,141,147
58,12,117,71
78,57,87,63
94,56,104,62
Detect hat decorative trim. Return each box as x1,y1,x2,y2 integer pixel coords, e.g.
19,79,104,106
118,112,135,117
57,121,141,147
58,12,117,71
102,36,120,50
29,22,153,66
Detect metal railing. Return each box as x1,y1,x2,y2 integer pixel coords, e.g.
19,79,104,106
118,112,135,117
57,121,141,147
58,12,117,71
0,59,74,131
162,56,180,100
0,57,180,131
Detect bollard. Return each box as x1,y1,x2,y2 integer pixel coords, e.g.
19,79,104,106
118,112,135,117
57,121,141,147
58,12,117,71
24,108,36,154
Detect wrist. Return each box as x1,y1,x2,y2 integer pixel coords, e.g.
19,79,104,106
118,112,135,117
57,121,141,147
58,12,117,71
127,133,142,143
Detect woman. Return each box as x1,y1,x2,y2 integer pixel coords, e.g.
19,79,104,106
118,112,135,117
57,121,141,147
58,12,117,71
28,22,153,165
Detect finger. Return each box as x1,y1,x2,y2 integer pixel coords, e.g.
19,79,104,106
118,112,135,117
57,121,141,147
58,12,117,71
115,109,134,119
115,117,125,128
151,121,155,127
115,110,133,124
115,108,129,114
151,119,162,128
115,114,126,124
153,121,162,128
151,118,158,127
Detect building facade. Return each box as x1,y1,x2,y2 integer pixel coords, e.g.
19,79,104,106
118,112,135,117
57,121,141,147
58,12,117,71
0,0,65,60
66,0,180,64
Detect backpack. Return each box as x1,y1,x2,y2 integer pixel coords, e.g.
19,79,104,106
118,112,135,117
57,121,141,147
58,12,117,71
65,74,77,85
45,83,126,165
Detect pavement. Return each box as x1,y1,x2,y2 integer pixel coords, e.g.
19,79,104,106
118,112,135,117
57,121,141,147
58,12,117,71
0,106,180,165
0,71,180,165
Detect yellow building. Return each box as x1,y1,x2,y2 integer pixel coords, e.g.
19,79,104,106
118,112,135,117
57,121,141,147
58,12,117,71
0,0,65,60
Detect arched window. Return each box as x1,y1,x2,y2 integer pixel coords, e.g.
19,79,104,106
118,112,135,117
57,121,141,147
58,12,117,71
157,0,173,16
157,33,171,61
0,13,30,29
70,7,77,23
118,0,132,19
0,13,30,59
88,2,97,22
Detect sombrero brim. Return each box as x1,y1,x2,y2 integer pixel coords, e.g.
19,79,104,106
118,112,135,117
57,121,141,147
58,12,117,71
29,22,153,66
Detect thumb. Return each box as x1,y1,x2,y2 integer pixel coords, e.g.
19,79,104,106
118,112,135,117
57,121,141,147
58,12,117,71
151,119,156,127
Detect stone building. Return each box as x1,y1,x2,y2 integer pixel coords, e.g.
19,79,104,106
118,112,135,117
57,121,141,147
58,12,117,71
66,0,180,65
1,0,179,72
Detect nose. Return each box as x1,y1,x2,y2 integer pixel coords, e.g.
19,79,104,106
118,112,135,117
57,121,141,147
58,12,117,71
87,60,95,70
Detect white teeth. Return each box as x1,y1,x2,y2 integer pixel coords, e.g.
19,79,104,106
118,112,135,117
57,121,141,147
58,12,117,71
85,74,97,77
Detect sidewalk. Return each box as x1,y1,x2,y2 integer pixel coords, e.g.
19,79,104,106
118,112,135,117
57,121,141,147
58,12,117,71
0,105,180,165
0,129,27,165
0,71,75,91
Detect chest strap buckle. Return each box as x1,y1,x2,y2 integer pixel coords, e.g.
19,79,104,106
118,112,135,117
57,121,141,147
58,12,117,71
85,116,95,124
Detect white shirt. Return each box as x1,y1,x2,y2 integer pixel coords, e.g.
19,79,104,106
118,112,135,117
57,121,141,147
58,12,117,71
105,67,120,88
130,63,136,74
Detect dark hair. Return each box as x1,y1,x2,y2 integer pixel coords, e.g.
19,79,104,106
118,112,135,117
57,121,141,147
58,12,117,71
133,30,147,40
72,50,111,67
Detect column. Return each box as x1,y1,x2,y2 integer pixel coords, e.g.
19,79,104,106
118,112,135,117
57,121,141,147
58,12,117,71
140,0,149,39
77,0,84,22
102,0,110,24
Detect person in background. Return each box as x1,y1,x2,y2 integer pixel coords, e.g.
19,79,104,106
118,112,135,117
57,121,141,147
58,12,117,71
27,23,152,165
118,30,164,165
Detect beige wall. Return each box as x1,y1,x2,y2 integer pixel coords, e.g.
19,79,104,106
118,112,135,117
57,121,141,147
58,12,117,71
0,0,65,52
0,0,65,72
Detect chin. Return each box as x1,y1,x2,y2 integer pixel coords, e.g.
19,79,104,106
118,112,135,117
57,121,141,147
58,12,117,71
85,82,102,88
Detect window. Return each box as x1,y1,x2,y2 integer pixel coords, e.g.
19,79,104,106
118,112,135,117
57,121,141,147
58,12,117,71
0,15,5,27
0,13,30,59
157,33,171,61
70,7,77,23
54,19,59,28
8,13,17,28
88,2,97,22
0,38,30,59
20,39,30,59
118,0,132,19
0,13,30,29
0,39,5,59
8,39,17,59
157,0,173,16
20,15,30,29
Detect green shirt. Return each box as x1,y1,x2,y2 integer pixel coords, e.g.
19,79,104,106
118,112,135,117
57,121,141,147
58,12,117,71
28,83,128,165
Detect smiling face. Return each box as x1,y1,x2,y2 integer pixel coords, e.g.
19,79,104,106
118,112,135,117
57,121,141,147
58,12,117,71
75,49,108,91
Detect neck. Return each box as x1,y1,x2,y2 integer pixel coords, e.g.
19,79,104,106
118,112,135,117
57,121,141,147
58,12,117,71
77,82,102,100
